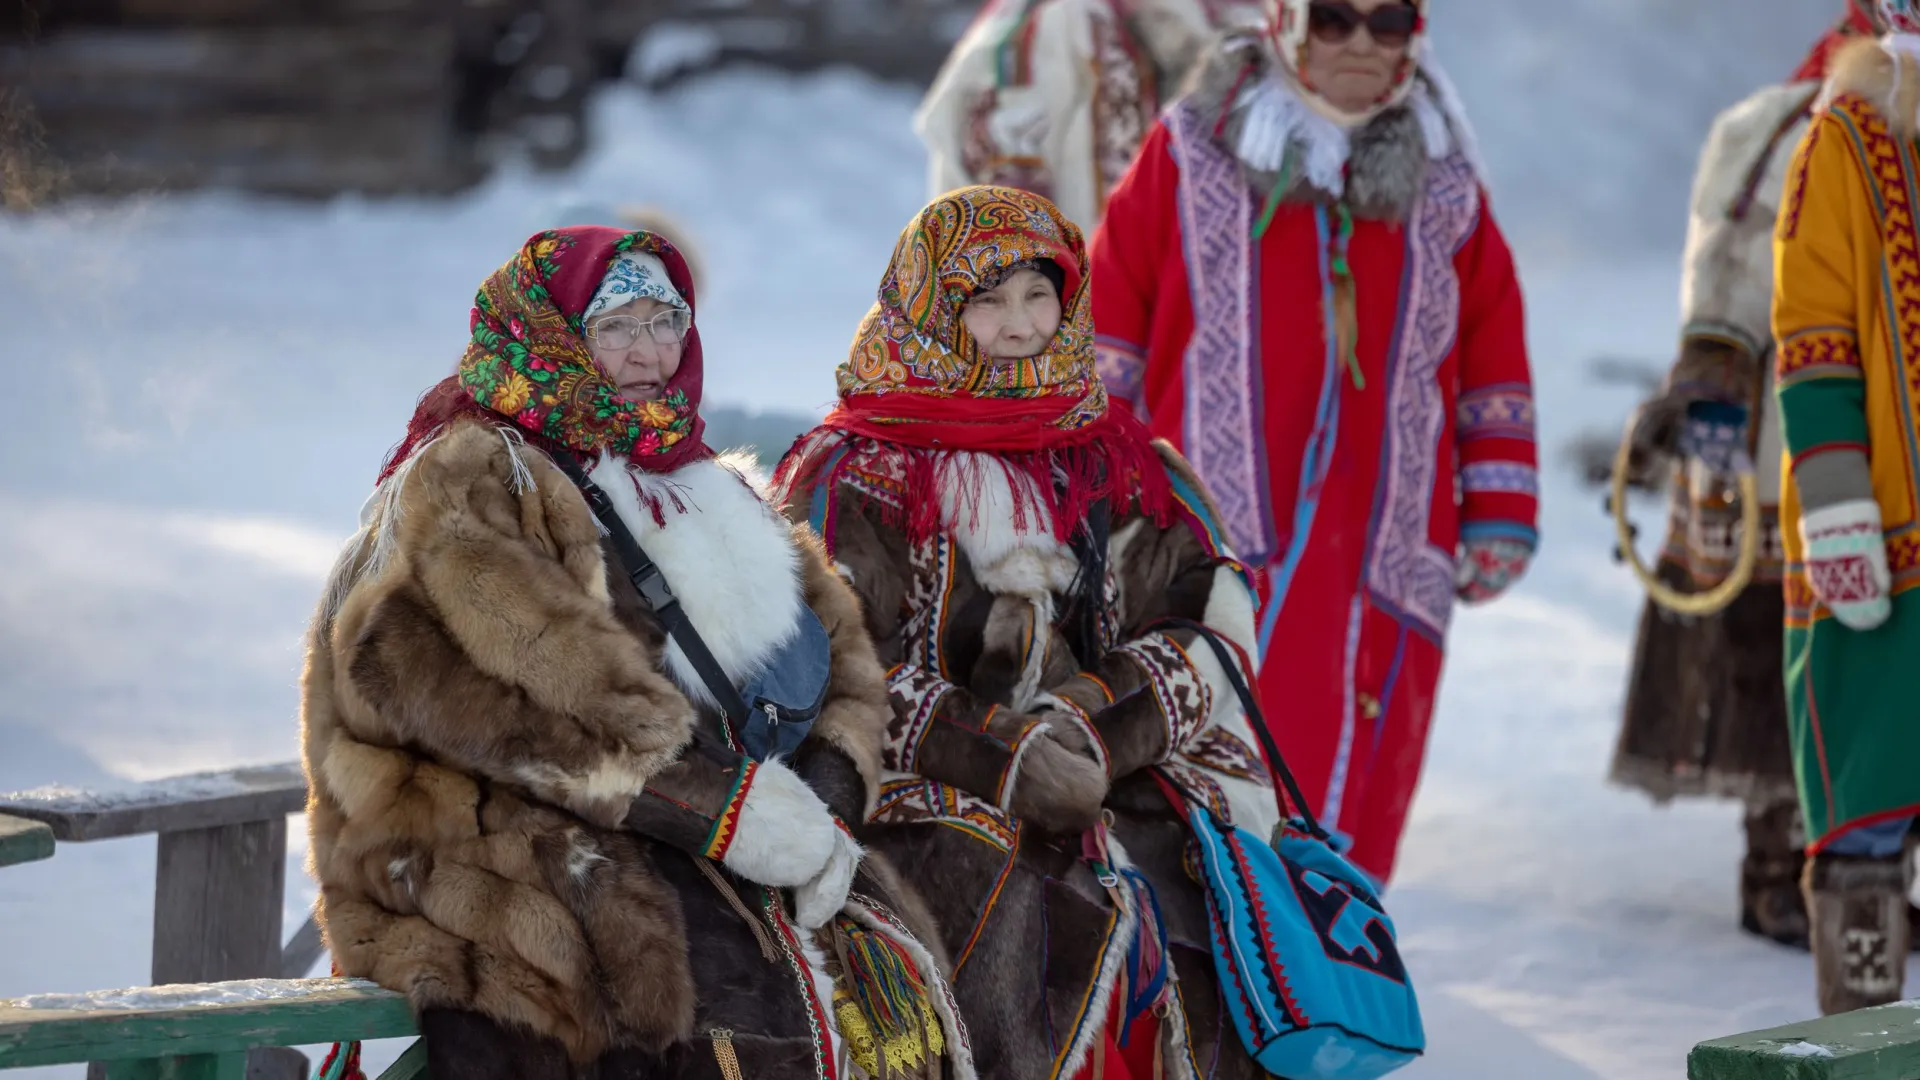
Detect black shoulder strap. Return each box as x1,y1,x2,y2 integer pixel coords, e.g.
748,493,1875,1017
1155,616,1329,842
548,451,754,735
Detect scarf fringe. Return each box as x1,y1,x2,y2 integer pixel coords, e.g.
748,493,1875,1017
779,416,1174,551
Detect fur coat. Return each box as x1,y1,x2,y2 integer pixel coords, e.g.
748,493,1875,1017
779,434,1278,1080
302,417,965,1078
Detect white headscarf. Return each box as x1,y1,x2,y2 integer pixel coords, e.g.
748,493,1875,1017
1262,0,1426,126
584,251,688,322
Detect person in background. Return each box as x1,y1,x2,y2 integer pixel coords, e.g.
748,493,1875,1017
776,185,1278,1079
1609,0,1880,952
915,0,1263,234
1770,0,1920,1014
301,225,972,1079
1089,0,1538,888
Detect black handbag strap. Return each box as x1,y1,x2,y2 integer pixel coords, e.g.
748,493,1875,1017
548,451,754,735
1155,616,1329,842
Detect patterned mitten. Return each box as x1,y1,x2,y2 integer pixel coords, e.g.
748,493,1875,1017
1677,400,1750,475
1455,535,1532,604
1800,499,1892,631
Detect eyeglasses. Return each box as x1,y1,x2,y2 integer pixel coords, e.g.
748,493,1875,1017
587,308,691,350
1306,1,1420,48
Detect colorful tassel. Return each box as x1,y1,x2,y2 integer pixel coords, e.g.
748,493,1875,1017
828,917,945,1078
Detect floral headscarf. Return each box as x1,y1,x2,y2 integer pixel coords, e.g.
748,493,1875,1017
834,184,1110,444
379,226,714,484
778,186,1171,544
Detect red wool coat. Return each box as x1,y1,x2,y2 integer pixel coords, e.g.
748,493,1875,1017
1090,106,1537,883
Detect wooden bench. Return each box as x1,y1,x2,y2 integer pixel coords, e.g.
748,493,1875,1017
0,764,322,1077
0,978,421,1080
0,814,53,869
1689,999,1920,1078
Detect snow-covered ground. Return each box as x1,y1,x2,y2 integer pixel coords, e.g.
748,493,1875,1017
0,5,1902,1075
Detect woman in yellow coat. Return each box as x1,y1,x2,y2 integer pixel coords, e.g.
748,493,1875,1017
1773,7,1920,1014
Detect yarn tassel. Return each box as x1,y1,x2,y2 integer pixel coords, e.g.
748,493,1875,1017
1329,201,1364,391
318,958,368,1080
828,917,946,1079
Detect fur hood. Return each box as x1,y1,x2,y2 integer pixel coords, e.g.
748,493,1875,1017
1823,36,1920,139
1180,30,1483,220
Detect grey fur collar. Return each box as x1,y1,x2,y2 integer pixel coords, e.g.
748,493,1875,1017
1179,32,1436,221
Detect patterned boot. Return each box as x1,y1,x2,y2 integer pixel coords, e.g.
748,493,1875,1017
1804,850,1913,1015
1741,800,1810,949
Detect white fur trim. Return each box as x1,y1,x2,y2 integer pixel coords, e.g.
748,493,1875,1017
1054,832,1142,1080
723,759,836,887
792,828,862,930
996,720,1054,814
938,452,1079,595
793,920,847,1068
1232,53,1486,193
587,451,806,707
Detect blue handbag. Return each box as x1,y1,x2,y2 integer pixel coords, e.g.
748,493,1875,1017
1162,621,1424,1079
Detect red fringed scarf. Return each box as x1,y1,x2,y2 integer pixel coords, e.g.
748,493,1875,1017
1792,0,1877,82
376,226,714,486
774,185,1172,544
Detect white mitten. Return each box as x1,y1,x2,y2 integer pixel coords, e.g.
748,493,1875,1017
791,825,862,930
1800,498,1892,631
718,760,840,888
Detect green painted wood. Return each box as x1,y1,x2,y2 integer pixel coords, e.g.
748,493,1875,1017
0,814,53,868
372,1038,427,1080
0,979,415,1070
1688,999,1920,1079
100,1051,248,1080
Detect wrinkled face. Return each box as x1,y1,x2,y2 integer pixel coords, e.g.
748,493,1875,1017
1299,0,1416,115
960,268,1062,361
585,296,687,401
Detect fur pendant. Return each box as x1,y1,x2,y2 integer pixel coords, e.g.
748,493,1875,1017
1182,31,1484,220
588,450,807,707
1824,37,1920,140
936,451,1080,597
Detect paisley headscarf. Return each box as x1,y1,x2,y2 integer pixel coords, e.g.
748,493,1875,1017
377,227,714,484
777,185,1171,543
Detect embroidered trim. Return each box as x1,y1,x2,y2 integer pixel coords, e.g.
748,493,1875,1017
1776,327,1863,386
1460,460,1539,496
1455,384,1535,442
1095,335,1148,410
1778,112,1823,241
1118,634,1213,754
765,893,841,1080
885,665,956,774
702,760,759,861
872,777,1020,853
1363,154,1480,640
1167,101,1273,562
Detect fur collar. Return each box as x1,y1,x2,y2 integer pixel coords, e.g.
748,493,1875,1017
1180,31,1482,220
1824,37,1920,140
588,450,807,708
937,452,1080,598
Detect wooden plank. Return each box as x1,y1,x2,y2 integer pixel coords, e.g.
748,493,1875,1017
0,764,307,842
280,916,325,980
0,979,415,1070
1687,1000,1920,1079
0,812,54,867
102,1050,248,1080
152,819,287,986
372,1038,426,1080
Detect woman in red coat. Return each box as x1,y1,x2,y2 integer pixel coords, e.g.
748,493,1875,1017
1090,0,1538,885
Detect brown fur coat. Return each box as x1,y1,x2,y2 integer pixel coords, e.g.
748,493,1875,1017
302,418,944,1071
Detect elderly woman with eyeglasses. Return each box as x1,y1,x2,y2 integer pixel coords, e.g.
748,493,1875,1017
1089,0,1538,886
301,227,973,1080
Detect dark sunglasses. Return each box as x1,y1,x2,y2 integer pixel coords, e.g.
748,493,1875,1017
1306,1,1420,48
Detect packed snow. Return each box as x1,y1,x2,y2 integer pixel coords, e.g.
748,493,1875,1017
12,979,381,1014
1,3,1908,1077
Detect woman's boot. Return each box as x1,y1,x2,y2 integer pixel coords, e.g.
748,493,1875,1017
1741,799,1810,949
1804,850,1912,1014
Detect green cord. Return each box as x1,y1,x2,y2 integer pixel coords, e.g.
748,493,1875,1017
1251,151,1296,240
1332,201,1364,391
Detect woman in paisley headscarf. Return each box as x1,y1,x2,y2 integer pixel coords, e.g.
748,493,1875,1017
775,186,1280,1080
300,225,973,1080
